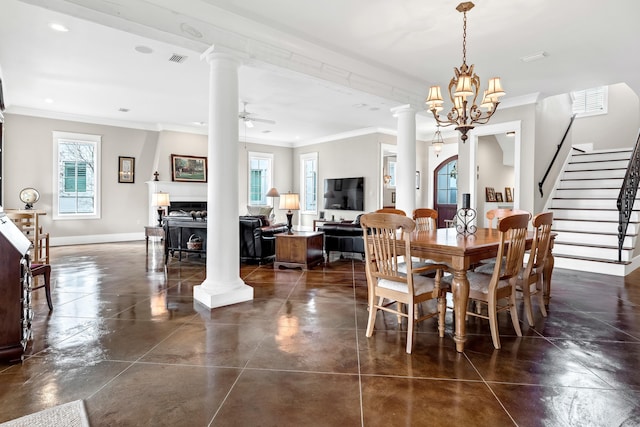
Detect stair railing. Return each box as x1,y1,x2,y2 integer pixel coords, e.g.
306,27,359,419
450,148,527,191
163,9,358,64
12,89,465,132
538,114,577,197
616,131,640,262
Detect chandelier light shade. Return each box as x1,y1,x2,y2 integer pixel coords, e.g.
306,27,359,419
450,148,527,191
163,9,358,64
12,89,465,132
425,2,505,142
431,126,444,157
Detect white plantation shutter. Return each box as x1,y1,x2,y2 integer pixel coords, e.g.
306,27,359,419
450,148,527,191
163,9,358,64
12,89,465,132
572,86,607,116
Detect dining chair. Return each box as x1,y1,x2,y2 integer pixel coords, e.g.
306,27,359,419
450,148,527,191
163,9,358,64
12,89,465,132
375,208,406,216
518,212,553,326
446,212,529,349
30,263,53,311
412,208,438,231
360,212,449,353
475,212,553,326
6,212,50,264
486,208,531,230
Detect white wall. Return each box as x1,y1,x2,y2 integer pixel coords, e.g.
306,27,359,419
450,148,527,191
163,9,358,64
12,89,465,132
477,135,515,225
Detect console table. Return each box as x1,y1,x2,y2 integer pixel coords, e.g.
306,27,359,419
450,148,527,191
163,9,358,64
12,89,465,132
274,231,324,270
163,219,207,263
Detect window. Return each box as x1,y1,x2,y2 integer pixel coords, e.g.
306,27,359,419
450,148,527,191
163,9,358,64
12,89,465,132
300,152,318,213
52,131,101,219
436,159,457,205
248,152,273,206
572,86,607,117
388,160,397,187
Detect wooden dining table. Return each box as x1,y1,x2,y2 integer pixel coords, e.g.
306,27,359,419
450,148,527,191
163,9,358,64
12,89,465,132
409,227,555,352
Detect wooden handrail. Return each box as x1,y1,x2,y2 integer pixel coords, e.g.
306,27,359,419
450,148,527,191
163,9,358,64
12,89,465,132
617,130,640,262
538,114,577,197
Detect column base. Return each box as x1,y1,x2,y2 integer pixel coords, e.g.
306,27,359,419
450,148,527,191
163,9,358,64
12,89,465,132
193,279,253,309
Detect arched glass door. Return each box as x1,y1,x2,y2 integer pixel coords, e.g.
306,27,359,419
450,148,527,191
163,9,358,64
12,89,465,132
433,155,458,228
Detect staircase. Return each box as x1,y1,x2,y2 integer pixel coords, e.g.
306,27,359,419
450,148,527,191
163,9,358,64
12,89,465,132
547,148,640,276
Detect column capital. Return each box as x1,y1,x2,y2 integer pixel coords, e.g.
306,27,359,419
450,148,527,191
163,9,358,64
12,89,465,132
390,104,416,117
200,45,241,67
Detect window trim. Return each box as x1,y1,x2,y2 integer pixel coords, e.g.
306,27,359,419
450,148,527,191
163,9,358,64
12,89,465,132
299,152,318,215
52,131,102,220
247,151,273,206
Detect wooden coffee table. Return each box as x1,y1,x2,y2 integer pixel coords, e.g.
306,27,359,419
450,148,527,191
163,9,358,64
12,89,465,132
274,231,324,270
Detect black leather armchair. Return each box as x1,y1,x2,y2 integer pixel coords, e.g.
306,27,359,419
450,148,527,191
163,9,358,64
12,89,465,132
239,216,287,264
318,221,364,260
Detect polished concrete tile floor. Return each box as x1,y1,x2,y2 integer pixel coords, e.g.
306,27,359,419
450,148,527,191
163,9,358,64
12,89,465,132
1,241,640,426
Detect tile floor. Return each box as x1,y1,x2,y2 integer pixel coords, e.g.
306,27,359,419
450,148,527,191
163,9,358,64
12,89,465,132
1,241,639,426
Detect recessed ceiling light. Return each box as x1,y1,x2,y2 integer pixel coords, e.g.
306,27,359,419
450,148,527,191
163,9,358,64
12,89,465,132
521,51,547,63
369,107,380,111
44,98,54,104
261,130,271,134
352,103,367,108
49,23,69,32
134,45,153,54
506,131,516,137
118,108,130,112
180,23,203,39
191,121,206,126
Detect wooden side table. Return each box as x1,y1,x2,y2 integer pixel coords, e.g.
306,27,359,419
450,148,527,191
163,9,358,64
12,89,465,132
144,226,164,253
274,231,324,270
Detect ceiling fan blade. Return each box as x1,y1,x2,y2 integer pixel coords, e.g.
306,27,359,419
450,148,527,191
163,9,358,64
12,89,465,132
250,117,276,125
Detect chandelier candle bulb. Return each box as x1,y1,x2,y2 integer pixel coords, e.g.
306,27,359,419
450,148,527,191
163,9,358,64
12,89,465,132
463,193,470,209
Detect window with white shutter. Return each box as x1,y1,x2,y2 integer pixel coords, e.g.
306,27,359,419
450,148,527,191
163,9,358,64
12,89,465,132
571,86,607,117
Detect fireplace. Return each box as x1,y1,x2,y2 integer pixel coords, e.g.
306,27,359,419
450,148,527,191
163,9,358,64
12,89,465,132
146,181,207,226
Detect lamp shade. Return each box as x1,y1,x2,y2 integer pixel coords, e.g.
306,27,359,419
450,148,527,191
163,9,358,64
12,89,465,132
266,187,280,198
152,192,171,207
279,193,300,211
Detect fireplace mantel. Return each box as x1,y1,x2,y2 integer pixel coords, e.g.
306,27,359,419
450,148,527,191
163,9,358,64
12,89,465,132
146,181,207,226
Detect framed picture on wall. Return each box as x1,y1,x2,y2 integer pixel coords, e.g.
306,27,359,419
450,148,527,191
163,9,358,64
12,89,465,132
496,192,504,203
171,154,207,182
485,187,496,202
118,156,135,183
505,187,513,203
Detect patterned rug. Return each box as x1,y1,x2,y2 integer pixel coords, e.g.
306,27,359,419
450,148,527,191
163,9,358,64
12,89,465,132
0,400,90,427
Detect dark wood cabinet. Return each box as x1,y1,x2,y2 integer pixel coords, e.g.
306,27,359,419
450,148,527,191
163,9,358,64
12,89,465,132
274,231,324,270
0,213,32,361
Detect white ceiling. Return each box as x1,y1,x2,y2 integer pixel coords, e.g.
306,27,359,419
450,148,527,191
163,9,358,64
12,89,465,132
1,0,638,145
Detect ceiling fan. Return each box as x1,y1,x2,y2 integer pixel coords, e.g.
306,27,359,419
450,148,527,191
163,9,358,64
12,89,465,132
238,102,276,128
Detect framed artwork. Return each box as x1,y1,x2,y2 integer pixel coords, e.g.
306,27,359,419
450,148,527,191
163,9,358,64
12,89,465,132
496,192,504,203
415,171,420,190
118,156,135,183
392,192,396,203
171,154,207,182
505,187,513,203
485,187,496,202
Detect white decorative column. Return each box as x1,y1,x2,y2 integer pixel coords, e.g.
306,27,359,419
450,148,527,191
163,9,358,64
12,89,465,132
391,104,417,216
194,46,253,308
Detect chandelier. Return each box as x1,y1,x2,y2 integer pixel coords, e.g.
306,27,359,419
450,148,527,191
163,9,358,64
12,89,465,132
425,2,505,142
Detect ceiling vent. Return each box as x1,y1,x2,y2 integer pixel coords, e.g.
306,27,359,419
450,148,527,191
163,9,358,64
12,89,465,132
168,54,187,63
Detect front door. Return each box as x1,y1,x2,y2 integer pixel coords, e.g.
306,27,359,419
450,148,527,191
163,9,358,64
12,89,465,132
433,155,458,228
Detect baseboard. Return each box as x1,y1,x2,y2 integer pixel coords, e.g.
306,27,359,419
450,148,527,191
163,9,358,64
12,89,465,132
51,232,144,246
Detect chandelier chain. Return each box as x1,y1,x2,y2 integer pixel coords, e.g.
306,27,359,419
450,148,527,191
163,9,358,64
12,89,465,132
462,11,467,65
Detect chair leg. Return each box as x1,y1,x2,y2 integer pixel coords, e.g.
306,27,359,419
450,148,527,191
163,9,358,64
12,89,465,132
522,281,535,327
437,294,446,338
509,293,522,337
366,296,378,337
488,298,501,349
43,266,53,311
536,275,548,317
406,303,414,354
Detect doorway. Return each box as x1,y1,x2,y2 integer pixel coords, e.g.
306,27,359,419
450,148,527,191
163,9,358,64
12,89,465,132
433,155,458,228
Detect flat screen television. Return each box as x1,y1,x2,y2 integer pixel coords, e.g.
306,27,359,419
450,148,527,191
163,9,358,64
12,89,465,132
324,177,364,211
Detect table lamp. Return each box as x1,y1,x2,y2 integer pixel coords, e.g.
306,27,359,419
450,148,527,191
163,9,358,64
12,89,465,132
279,193,300,233
152,191,171,226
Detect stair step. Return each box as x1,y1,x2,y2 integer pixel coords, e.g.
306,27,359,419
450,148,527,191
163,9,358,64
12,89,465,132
550,198,632,209
555,188,620,198
565,160,628,171
571,149,633,162
563,169,626,179
554,232,634,248
549,208,639,222
558,178,623,189
553,219,638,234
553,242,631,261
553,253,630,265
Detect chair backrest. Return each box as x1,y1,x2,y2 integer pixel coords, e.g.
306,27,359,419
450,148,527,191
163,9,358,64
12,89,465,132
486,208,531,229
375,208,406,216
6,212,38,235
412,208,438,231
488,213,530,283
523,212,554,277
360,213,416,290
